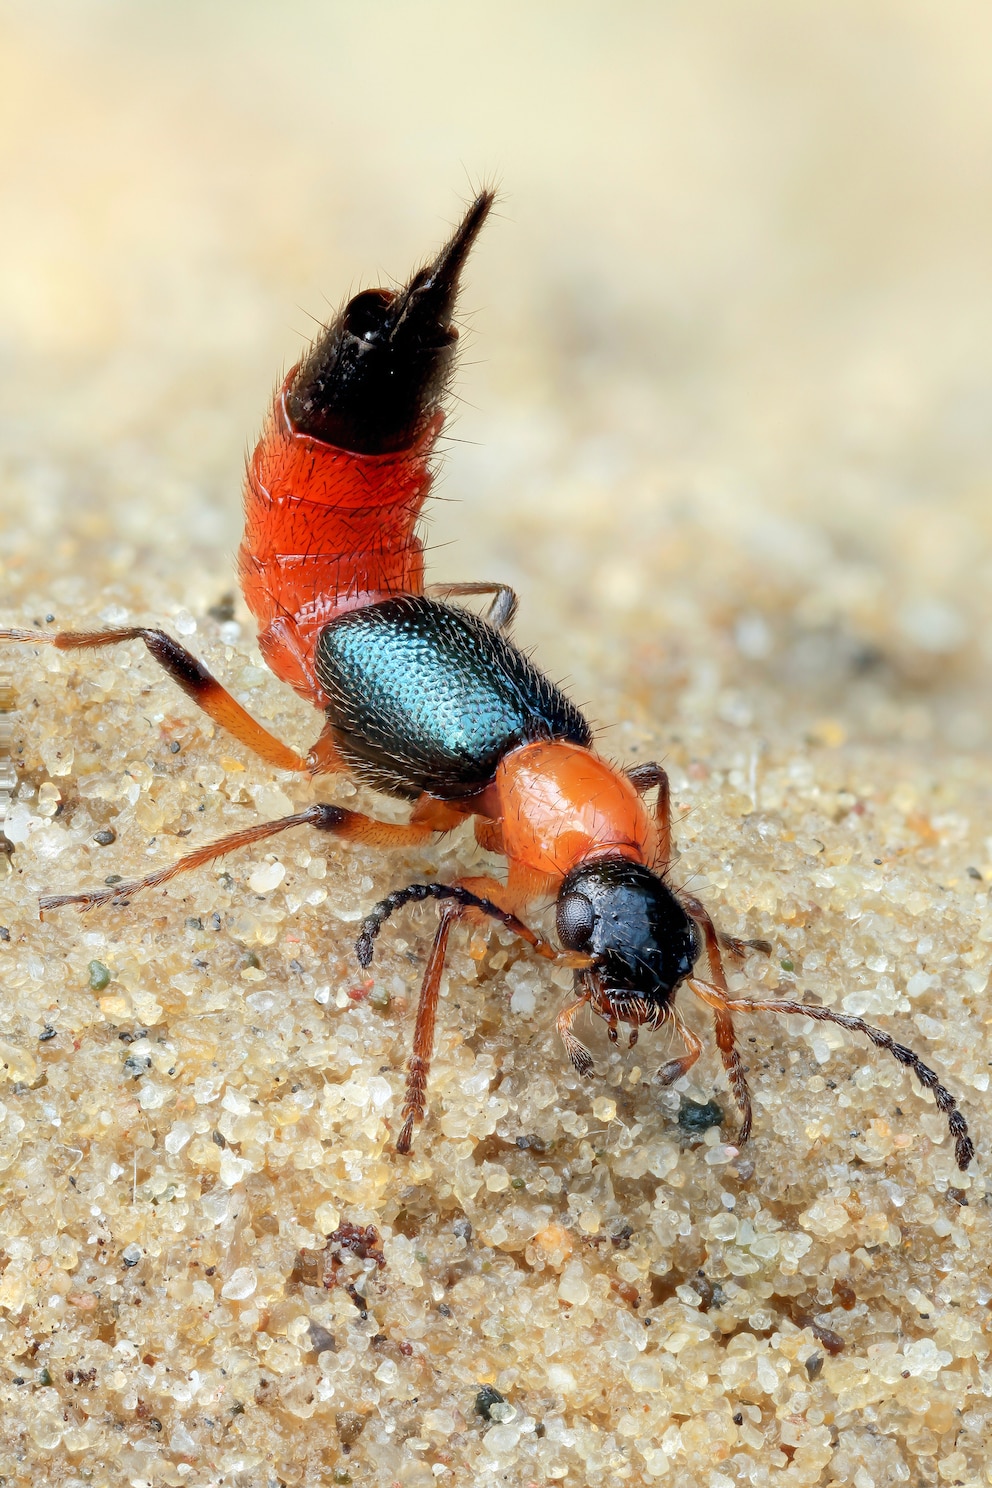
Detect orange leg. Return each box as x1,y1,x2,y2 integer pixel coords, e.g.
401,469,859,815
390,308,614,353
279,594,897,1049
627,762,672,871
425,582,518,631
685,979,753,1143
680,892,729,989
40,801,457,914
557,987,595,1077
656,1006,704,1087
359,868,587,1153
409,796,470,832
396,902,457,1154
387,873,556,1153
0,626,318,774
687,981,974,1171
679,894,753,1139
473,816,505,855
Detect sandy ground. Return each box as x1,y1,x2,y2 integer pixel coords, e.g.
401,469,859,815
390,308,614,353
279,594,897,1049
1,4,992,1485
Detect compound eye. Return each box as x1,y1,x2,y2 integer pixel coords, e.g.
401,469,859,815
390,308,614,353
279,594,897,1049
556,891,595,950
343,289,393,342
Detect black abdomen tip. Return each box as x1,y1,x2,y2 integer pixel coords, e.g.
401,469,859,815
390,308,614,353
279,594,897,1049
286,192,495,455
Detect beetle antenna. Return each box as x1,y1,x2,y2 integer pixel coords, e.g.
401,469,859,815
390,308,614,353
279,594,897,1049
687,980,974,1171
356,881,544,968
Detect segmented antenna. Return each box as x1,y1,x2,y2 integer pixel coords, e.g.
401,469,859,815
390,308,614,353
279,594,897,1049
692,986,975,1172
356,881,535,968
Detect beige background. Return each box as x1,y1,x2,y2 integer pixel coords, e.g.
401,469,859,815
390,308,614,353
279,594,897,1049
1,4,991,1486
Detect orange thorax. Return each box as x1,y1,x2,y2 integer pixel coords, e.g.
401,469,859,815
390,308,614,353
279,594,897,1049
494,741,658,880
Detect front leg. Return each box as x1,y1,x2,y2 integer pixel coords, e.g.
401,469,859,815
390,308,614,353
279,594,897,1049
679,894,753,1139
656,1006,704,1087
362,873,552,1153
396,902,458,1154
557,988,595,1077
680,891,729,989
357,871,589,1152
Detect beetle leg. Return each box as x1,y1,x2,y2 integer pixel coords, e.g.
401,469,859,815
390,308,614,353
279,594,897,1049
425,582,518,632
557,989,595,1078
353,869,557,1153
409,796,471,832
0,627,315,773
684,886,773,970
396,901,458,1154
680,892,729,989
681,886,771,971
626,761,672,872
719,932,773,964
685,978,753,1143
656,1006,704,1087
39,802,455,914
385,872,564,1154
473,816,505,854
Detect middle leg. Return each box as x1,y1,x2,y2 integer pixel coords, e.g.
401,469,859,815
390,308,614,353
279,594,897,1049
425,581,518,631
40,798,463,913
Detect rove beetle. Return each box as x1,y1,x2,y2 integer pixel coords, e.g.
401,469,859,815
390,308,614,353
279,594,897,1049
1,193,974,1168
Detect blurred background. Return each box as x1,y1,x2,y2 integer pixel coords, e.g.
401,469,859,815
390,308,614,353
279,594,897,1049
2,0,992,754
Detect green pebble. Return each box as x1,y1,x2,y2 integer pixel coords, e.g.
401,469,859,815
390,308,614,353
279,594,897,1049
88,961,111,991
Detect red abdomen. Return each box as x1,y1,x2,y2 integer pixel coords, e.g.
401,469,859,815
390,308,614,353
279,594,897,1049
238,377,440,704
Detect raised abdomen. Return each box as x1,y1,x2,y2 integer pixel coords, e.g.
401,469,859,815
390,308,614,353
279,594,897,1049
238,382,437,703
238,193,494,708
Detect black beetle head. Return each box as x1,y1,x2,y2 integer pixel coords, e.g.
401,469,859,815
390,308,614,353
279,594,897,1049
555,858,698,1010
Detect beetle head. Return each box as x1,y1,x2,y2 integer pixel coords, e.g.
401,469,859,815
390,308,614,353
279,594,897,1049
555,858,698,1023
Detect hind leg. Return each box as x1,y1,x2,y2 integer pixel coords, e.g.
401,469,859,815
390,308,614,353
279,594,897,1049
0,626,319,773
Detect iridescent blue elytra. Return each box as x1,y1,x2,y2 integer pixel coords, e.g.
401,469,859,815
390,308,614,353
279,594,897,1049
314,595,592,800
